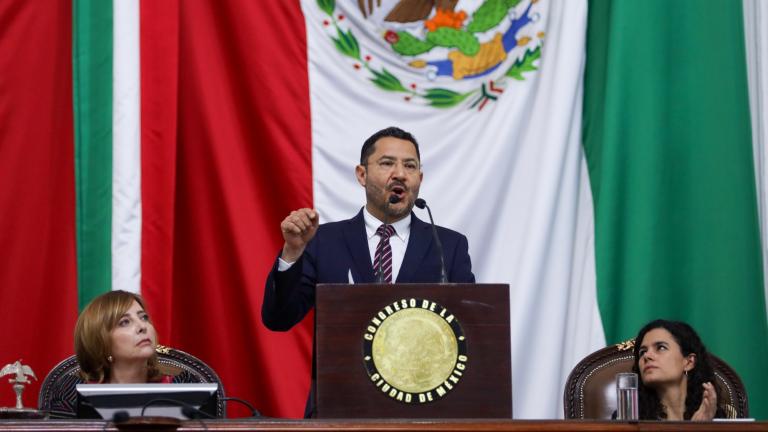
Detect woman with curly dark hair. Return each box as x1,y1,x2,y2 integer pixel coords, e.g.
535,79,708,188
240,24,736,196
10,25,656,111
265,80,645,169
632,319,724,420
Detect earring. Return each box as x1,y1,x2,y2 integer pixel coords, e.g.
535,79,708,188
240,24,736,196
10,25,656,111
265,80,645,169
108,355,113,363
684,369,688,377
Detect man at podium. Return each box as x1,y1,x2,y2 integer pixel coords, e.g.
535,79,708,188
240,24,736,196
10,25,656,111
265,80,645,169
262,126,475,331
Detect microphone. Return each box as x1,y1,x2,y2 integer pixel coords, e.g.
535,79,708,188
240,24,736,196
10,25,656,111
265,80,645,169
112,410,130,423
376,194,401,284
414,198,448,283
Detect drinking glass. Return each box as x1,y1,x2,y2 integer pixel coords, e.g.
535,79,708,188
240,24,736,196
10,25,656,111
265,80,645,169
615,372,639,420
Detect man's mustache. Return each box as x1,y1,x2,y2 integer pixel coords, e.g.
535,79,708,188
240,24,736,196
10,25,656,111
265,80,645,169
388,181,407,191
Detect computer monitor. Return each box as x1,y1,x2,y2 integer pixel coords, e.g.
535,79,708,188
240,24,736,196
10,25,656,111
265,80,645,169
76,383,218,420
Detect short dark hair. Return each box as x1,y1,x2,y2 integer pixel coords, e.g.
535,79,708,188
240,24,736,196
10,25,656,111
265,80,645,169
360,126,420,165
632,319,720,420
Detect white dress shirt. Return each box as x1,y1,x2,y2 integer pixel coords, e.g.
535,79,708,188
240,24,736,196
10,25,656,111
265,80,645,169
363,206,411,282
277,207,412,281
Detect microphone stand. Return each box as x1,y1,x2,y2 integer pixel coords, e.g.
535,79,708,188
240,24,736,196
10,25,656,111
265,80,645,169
415,198,448,283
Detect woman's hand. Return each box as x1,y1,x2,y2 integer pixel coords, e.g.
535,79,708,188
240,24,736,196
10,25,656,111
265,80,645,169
691,382,718,421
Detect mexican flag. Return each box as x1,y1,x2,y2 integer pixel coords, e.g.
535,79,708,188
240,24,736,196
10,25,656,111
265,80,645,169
1,0,766,419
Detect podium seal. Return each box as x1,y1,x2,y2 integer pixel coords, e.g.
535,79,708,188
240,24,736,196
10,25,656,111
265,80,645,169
362,298,467,404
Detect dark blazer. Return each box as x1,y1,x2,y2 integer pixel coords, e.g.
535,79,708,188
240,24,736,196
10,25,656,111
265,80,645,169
262,209,475,331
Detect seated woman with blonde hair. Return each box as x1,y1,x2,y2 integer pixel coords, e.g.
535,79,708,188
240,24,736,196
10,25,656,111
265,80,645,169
51,290,195,416
633,319,725,420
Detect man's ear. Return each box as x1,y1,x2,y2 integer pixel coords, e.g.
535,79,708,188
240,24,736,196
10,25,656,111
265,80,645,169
355,164,367,187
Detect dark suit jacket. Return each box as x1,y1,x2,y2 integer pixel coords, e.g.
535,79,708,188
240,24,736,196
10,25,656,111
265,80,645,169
262,209,475,331
261,209,474,416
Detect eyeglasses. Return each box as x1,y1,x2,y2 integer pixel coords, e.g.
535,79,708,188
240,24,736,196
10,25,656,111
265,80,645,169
365,158,421,175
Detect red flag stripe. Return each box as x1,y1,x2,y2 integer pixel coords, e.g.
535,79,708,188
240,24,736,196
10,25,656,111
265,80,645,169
140,2,313,417
0,0,77,407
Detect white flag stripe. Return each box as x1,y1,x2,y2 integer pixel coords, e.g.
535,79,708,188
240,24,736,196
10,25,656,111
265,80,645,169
304,0,602,418
744,0,768,318
112,0,142,293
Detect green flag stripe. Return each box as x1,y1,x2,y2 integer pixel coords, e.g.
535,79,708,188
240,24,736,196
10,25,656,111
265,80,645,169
73,0,113,310
584,0,768,419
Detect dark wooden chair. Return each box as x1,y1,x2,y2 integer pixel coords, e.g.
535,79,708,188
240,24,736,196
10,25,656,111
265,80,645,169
38,345,226,418
563,339,748,419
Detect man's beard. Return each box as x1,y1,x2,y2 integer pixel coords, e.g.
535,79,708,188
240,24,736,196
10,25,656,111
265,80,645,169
386,198,413,219
366,184,415,220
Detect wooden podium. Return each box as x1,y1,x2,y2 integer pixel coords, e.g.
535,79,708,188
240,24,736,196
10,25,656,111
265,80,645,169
315,283,511,418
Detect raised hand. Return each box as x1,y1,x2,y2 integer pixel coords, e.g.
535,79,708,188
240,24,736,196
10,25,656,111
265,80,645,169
691,382,718,421
280,208,319,263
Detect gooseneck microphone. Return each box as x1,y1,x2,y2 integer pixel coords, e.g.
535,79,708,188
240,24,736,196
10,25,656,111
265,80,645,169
376,194,401,284
112,410,130,423
414,198,448,283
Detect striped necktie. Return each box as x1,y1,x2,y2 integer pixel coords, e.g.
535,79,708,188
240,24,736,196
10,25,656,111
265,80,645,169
374,224,396,283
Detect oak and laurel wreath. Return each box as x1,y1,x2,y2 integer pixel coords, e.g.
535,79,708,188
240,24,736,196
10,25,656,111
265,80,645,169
317,0,541,109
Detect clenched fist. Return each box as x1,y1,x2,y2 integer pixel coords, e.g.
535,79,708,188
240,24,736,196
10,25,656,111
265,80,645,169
280,208,319,263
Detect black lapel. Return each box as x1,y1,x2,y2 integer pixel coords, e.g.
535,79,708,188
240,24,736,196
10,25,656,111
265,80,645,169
397,213,432,283
342,209,376,283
